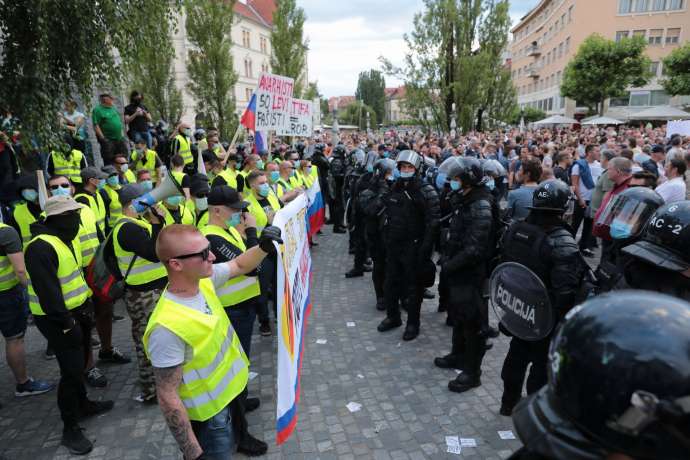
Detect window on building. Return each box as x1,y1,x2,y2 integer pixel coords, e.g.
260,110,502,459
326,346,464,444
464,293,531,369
619,0,633,13
610,93,630,106
560,14,565,28
244,58,253,78
558,42,563,58
648,29,663,45
650,61,659,76
667,0,683,9
242,30,251,48
633,29,646,38
630,91,650,106
616,30,630,41
548,98,554,111
666,28,680,44
245,88,252,101
633,0,649,12
557,70,562,83
568,5,574,22
652,0,666,10
650,90,671,105
565,37,571,53
261,62,269,73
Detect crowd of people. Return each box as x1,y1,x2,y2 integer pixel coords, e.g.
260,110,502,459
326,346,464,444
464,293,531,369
1,91,689,459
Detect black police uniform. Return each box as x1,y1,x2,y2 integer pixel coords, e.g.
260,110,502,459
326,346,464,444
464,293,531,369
346,170,373,276
328,146,347,231
311,146,331,210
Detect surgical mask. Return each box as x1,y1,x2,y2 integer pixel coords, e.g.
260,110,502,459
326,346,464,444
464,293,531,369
305,166,312,175
385,175,395,183
367,165,374,173
486,178,496,191
51,186,71,197
226,212,242,228
236,162,243,170
256,160,265,170
258,183,270,197
289,169,296,177
293,160,301,168
106,176,119,187
383,151,390,158
195,197,208,211
393,168,401,179
21,189,38,202
609,220,633,240
399,171,414,179
135,147,144,154
183,128,192,137
141,180,153,191
120,163,129,172
166,195,183,207
270,171,280,183
450,180,462,191
97,179,106,190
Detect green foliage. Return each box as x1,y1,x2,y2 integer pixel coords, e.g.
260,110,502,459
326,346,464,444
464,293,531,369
339,102,377,130
661,42,690,96
508,106,546,125
185,0,238,140
302,82,321,101
561,34,652,115
271,0,308,96
355,70,386,124
0,0,177,149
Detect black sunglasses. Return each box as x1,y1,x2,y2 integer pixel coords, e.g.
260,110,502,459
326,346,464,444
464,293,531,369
168,245,211,263
49,183,70,190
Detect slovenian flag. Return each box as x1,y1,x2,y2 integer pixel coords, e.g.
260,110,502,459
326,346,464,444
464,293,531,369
241,93,257,130
305,180,325,237
254,131,266,154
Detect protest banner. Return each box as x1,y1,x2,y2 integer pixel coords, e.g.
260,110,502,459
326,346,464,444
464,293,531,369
277,98,314,137
274,193,312,444
256,72,295,131
666,119,690,138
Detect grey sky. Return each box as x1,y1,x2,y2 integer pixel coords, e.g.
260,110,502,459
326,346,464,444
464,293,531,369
298,0,536,97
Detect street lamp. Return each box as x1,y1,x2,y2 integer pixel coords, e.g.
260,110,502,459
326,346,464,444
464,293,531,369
450,102,457,138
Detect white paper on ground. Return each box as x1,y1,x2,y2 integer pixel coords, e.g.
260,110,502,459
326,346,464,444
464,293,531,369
346,402,362,412
447,445,462,454
248,371,258,380
498,430,516,440
316,339,327,344
460,438,477,447
346,322,356,327
357,374,364,379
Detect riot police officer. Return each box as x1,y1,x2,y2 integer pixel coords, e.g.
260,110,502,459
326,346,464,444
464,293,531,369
377,150,440,341
433,156,497,393
328,144,348,233
510,291,690,460
346,151,378,278
310,143,330,210
344,149,366,255
494,179,583,415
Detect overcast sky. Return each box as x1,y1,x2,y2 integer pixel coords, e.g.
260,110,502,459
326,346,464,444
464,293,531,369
298,0,536,97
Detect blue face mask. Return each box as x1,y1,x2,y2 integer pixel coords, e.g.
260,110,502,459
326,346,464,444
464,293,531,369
107,176,119,187
236,162,243,170
21,189,38,202
226,212,242,228
289,169,296,177
258,183,270,197
435,173,447,190
366,165,374,173
141,180,153,191
486,178,496,190
166,195,183,207
399,171,414,179
305,166,312,175
270,171,280,183
256,160,265,170
51,186,71,197
393,168,401,179
609,220,633,240
383,152,390,158
293,160,301,169
97,179,106,190
450,180,462,191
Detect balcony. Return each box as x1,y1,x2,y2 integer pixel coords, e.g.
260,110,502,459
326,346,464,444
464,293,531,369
528,66,540,78
527,44,541,57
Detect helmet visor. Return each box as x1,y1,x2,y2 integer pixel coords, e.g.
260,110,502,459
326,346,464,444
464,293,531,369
595,194,658,240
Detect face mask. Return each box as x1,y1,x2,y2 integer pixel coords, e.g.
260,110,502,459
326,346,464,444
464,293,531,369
51,186,71,197
289,169,296,177
256,160,265,170
120,163,129,172
270,171,280,183
399,171,414,179
385,175,395,183
393,168,401,179
236,162,243,171
305,166,312,175
609,220,633,240
21,189,38,202
226,212,242,228
383,152,390,158
49,213,81,242
97,179,106,190
367,165,374,173
107,176,119,187
166,195,183,207
450,180,462,191
486,178,496,190
135,147,144,154
183,128,192,137
195,197,208,211
258,183,270,197
141,180,153,191
293,160,301,169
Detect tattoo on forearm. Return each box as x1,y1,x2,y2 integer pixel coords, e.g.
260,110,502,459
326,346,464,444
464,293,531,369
154,366,201,459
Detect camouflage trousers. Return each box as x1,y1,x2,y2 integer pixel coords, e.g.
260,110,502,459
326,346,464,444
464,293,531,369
124,288,161,399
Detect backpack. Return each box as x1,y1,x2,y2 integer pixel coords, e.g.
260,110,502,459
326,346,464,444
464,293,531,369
85,230,137,303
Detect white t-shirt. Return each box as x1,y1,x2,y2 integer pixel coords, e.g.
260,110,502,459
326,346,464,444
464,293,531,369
147,263,232,368
655,177,687,204
571,160,602,202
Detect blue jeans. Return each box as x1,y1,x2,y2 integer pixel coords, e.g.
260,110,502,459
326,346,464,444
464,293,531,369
192,405,234,459
225,300,257,358
130,130,152,149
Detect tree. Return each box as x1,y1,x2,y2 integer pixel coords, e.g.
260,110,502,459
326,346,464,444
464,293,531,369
508,106,546,125
355,70,386,123
0,0,177,149
339,102,377,131
661,42,690,97
561,34,652,115
271,0,308,96
302,81,321,101
185,0,238,140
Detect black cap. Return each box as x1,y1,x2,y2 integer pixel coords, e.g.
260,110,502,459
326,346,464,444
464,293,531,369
651,145,664,153
118,183,145,205
190,173,210,197
378,144,386,151
101,165,117,177
81,166,108,182
208,185,249,209
15,174,39,192
202,149,218,163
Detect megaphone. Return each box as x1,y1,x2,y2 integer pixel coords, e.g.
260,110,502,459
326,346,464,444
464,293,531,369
198,148,207,175
132,170,184,213
36,170,48,210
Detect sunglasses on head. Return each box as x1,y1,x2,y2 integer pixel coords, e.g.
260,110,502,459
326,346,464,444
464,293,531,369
168,245,211,263
50,183,70,190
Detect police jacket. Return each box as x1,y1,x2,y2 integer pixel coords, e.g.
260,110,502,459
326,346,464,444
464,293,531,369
311,152,330,198
383,177,440,259
622,258,690,301
501,212,582,318
442,186,495,280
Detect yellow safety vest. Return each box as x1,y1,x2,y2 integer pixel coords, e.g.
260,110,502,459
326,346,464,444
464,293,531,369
214,169,238,190
171,170,187,190
310,165,319,185
245,191,281,234
143,278,248,422
0,224,19,292
75,191,107,234
161,203,195,226
27,234,91,315
200,225,260,307
12,202,39,248
123,169,136,184
103,184,122,229
196,210,209,229
78,206,99,267
298,170,314,188
275,178,292,198
175,134,193,166
113,217,166,286
289,173,303,189
132,149,159,183
51,149,84,184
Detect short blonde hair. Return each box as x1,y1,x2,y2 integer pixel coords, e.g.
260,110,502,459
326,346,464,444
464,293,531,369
155,224,202,263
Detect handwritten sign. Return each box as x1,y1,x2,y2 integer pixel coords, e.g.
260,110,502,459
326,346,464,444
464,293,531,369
277,98,313,137
256,72,295,131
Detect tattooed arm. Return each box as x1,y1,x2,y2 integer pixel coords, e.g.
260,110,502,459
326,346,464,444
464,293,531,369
154,365,203,460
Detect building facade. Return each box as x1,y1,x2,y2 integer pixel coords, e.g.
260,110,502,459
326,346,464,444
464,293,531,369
509,0,690,118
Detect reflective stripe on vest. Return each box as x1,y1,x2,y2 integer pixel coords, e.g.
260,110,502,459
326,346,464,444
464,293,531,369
217,169,237,189
289,174,303,189
245,191,281,234
113,217,166,286
104,185,122,228
26,234,91,315
0,224,19,291
75,192,106,234
200,225,260,306
175,135,193,165
13,202,38,248
143,278,248,422
51,149,84,183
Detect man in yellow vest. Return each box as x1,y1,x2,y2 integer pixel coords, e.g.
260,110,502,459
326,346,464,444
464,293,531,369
111,184,168,404
10,175,43,248
113,153,136,184
143,223,281,460
267,162,301,203
171,122,194,173
131,138,164,185
0,222,54,398
25,196,114,455
189,173,210,228
47,136,87,185
75,167,108,236
100,165,123,233
211,153,241,191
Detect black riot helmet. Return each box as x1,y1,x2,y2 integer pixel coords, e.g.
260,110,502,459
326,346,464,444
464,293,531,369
350,148,366,168
622,200,690,272
528,179,572,213
437,156,482,187
313,143,325,154
395,150,422,170
594,187,665,241
374,158,396,177
364,151,379,172
332,144,347,157
512,290,690,460
295,141,306,155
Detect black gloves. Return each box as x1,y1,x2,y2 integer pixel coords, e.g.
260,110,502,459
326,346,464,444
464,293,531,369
259,225,283,253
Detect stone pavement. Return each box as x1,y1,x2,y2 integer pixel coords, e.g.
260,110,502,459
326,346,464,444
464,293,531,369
0,229,524,459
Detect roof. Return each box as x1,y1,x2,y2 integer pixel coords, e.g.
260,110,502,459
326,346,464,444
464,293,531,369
233,0,274,27
384,86,406,100
328,96,356,112
511,0,550,34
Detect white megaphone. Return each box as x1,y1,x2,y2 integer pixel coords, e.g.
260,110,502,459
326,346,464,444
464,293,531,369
132,170,184,213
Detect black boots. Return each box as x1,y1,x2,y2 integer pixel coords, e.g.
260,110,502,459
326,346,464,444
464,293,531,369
345,268,364,278
448,372,481,393
434,353,464,370
377,317,402,332
402,324,419,341
62,425,93,455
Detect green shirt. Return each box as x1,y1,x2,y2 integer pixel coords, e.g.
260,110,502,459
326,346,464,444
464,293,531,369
91,104,123,141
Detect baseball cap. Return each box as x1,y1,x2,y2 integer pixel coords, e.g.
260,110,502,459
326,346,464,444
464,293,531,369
208,185,248,209
118,183,145,205
101,165,117,177
202,149,219,164
44,195,82,217
14,174,39,192
81,166,108,182
190,173,210,197
651,145,664,154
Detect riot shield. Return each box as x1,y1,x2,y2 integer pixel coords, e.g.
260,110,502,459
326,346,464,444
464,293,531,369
489,262,554,341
